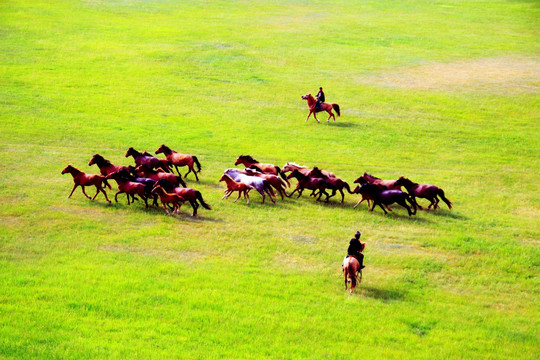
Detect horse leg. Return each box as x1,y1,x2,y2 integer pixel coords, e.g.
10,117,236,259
306,111,313,122
234,191,242,202
81,186,92,199
184,168,192,179
114,191,122,203
326,110,333,123
353,198,364,209
313,112,320,123
68,184,78,198
174,165,181,176
190,200,198,216
193,166,199,181
397,199,413,216
339,189,345,203
100,187,111,203
412,196,422,210
245,190,250,204
265,187,276,203
378,203,389,214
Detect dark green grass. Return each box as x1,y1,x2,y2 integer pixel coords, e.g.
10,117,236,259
1,0,539,359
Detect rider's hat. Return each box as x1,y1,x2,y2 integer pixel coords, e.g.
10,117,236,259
355,231,361,238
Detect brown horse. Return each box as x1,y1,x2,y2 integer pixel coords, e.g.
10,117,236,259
155,144,201,181
234,155,287,182
219,174,254,204
357,183,416,216
302,94,340,123
153,179,212,216
355,172,402,191
282,162,335,178
308,167,353,203
395,177,452,210
286,169,330,201
106,170,149,207
125,147,171,172
88,154,128,176
61,165,111,203
343,256,361,294
142,151,173,173
151,185,186,215
131,165,186,188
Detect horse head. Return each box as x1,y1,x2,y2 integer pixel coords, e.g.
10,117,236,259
155,144,170,155
301,94,312,100
125,147,138,158
354,176,368,184
61,165,74,175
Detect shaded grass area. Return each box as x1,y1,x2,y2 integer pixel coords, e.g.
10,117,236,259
1,0,539,359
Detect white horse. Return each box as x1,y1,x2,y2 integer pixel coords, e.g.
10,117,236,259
224,169,275,204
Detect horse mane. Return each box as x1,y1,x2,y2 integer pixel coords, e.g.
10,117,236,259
364,172,381,180
240,155,258,163
249,165,263,173
286,162,307,168
159,144,172,153
291,169,309,179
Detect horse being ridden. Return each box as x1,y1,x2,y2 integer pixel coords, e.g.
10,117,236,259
155,144,201,181
152,178,212,216
357,183,416,216
395,177,452,210
219,174,254,204
125,147,171,172
88,154,129,176
224,169,275,204
301,94,340,123
61,165,111,203
342,256,361,294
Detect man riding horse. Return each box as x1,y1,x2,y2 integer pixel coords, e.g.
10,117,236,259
346,231,365,269
315,87,325,112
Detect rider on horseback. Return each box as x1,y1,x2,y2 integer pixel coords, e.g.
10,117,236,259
346,231,365,269
315,87,325,112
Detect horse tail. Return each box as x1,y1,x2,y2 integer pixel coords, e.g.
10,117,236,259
276,166,290,187
438,188,452,209
176,175,187,188
102,177,112,190
333,104,340,117
193,156,201,173
196,191,212,210
346,262,356,289
344,182,354,194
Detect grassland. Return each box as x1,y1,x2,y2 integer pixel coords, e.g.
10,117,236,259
0,0,539,359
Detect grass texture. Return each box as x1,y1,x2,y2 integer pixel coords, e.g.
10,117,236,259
0,0,538,359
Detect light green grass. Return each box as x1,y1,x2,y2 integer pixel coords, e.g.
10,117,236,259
0,0,539,359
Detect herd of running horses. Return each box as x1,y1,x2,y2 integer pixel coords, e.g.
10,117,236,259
62,145,453,218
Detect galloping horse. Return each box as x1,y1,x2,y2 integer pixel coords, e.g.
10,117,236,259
395,177,452,210
243,168,288,200
302,94,340,123
153,179,212,216
131,165,186,188
357,183,416,216
88,154,128,176
343,255,361,294
151,185,186,215
282,162,335,178
155,144,201,181
235,155,287,182
125,147,171,172
106,170,149,207
354,172,402,191
219,174,254,204
224,169,275,204
308,167,353,203
61,165,111,203
286,169,330,202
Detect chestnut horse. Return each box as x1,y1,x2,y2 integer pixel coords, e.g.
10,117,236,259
219,174,254,204
106,170,149,207
155,144,201,181
395,177,452,210
282,162,335,178
153,179,212,216
61,165,111,203
151,185,185,215
224,169,275,204
88,154,128,176
343,255,361,294
125,147,171,172
301,94,340,123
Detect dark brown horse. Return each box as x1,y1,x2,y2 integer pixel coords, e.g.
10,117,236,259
357,183,416,216
151,185,185,216
88,154,128,176
308,167,353,203
342,255,361,294
302,93,340,123
286,169,330,201
125,147,171,172
155,144,201,181
395,177,452,210
142,151,173,173
354,172,402,191
153,179,212,216
62,165,111,203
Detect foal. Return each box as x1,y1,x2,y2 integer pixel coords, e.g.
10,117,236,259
219,174,254,204
151,185,186,215
61,165,111,203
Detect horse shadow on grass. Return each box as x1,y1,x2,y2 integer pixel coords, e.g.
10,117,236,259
326,122,358,128
359,285,407,302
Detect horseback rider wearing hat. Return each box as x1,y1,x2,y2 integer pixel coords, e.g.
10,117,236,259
346,231,365,269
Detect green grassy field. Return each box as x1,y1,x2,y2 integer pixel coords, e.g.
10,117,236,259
1,0,539,358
